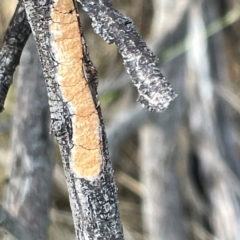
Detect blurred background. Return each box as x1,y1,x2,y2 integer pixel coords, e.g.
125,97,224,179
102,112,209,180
1,0,240,239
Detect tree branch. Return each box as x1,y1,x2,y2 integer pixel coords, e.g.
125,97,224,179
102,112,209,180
23,0,124,239
0,0,31,112
76,0,177,112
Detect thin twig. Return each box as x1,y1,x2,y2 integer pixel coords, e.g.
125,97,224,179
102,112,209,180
0,0,31,112
76,0,177,112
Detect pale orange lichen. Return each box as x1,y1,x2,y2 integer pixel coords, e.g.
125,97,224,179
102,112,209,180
73,115,100,148
72,146,101,177
50,0,101,178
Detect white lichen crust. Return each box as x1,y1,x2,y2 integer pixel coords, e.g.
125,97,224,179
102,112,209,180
77,0,177,112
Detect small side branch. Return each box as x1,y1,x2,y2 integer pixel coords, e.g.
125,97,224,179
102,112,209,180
76,0,177,112
0,0,31,112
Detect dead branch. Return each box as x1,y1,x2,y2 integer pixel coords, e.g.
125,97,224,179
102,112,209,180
76,0,177,112
0,0,30,112
23,0,124,238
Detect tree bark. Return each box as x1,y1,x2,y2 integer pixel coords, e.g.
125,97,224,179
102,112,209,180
23,0,124,238
0,0,30,112
76,0,177,112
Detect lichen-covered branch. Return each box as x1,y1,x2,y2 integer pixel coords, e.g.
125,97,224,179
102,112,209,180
23,0,124,239
76,0,177,112
0,0,31,112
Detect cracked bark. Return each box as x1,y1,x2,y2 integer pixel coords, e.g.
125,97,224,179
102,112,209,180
23,0,124,239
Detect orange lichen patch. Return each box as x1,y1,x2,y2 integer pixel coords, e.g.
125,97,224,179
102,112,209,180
50,0,101,178
67,87,95,116
72,146,101,177
72,114,100,148
51,32,81,64
58,64,83,86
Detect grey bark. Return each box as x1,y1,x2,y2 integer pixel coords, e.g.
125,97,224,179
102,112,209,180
23,0,124,239
0,0,30,112
77,0,177,112
4,35,53,240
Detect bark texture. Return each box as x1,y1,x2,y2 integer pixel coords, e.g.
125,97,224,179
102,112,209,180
5,35,52,240
0,0,30,112
23,0,124,238
76,0,177,112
